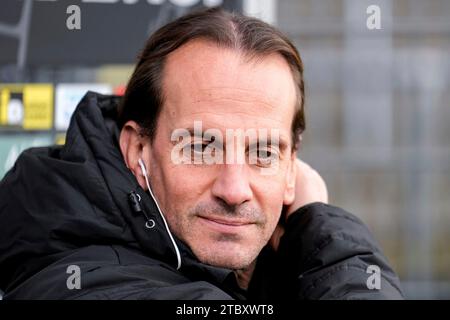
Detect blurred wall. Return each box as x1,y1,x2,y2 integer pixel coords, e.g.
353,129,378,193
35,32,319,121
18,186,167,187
275,0,450,299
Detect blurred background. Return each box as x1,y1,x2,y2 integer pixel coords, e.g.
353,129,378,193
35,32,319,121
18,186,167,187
0,0,449,299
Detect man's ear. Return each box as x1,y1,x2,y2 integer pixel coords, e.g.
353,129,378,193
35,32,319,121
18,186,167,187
283,152,297,206
119,120,149,190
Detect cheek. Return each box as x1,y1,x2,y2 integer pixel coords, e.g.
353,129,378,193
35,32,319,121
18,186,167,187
263,197,284,231
159,165,213,219
253,175,287,231
152,141,206,198
166,166,211,197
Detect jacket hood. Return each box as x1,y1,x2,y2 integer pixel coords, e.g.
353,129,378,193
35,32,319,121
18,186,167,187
0,92,211,291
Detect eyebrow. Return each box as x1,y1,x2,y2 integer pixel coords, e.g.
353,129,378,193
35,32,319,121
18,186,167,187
186,128,205,138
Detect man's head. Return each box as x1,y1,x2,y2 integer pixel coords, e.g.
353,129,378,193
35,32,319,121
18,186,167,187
119,8,305,270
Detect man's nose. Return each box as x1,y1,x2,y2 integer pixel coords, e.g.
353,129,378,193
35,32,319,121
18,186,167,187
211,164,253,207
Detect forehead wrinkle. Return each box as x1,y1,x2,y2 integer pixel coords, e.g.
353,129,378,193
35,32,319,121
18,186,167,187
186,78,293,102
194,86,285,104
164,93,288,125
189,98,280,115
177,89,291,120
173,110,287,127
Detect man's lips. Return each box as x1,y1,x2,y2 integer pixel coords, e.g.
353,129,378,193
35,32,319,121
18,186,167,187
197,215,255,232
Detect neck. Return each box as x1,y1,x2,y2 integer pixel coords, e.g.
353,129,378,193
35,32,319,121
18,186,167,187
234,260,257,290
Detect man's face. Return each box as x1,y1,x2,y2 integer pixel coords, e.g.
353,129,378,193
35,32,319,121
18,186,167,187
144,40,297,270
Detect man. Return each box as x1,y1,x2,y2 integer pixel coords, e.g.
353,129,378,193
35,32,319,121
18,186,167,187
0,8,402,299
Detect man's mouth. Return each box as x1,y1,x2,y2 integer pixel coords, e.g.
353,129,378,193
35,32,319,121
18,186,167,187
197,215,254,233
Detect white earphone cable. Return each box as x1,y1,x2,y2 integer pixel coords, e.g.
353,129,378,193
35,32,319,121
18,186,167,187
139,159,182,270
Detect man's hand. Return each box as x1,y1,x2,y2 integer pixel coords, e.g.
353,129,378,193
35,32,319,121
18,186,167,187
269,159,328,251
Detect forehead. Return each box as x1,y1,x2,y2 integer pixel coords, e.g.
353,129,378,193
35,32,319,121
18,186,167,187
161,40,297,132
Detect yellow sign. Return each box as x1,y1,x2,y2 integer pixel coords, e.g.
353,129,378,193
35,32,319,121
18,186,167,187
0,84,54,130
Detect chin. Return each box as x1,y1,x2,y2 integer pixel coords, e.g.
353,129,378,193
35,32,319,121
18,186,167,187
191,240,260,270
200,255,252,270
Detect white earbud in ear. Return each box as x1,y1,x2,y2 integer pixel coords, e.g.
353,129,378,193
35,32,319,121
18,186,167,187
138,158,148,177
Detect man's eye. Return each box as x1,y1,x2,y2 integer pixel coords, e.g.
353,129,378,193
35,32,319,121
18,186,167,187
259,149,276,160
249,148,279,167
258,149,273,159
